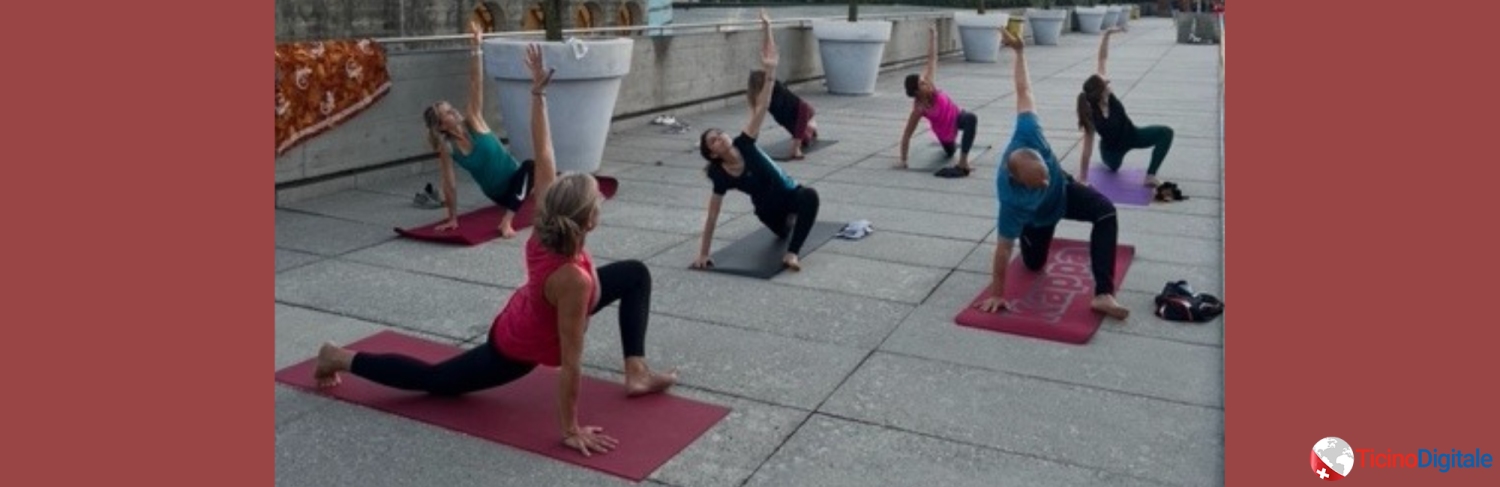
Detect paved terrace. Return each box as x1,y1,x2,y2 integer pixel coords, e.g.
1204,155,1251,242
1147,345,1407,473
275,17,1225,487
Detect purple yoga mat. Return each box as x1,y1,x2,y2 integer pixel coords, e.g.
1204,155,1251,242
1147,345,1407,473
1085,166,1153,206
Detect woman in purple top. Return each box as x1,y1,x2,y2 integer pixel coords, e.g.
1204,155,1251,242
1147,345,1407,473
900,26,980,178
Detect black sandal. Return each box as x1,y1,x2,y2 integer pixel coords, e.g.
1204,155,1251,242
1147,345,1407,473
934,166,971,178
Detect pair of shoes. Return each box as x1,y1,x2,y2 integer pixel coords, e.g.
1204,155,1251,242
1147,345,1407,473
1153,182,1187,202
413,183,444,209
838,220,873,240
934,166,971,178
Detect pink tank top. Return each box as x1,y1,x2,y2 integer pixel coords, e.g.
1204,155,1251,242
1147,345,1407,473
490,235,597,366
923,90,961,144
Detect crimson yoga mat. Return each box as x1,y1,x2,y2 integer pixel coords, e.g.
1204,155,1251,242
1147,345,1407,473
954,239,1134,344
274,330,729,482
395,176,618,246
1085,166,1152,206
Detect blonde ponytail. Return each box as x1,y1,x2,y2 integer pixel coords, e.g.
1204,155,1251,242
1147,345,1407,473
535,173,602,256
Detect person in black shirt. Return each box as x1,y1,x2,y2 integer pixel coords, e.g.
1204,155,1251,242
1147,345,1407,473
748,70,819,160
694,10,821,272
1075,27,1175,188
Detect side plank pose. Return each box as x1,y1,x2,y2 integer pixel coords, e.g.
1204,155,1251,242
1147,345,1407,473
314,44,678,459
900,25,980,178
423,22,537,238
1076,27,1175,188
747,70,820,161
977,28,1130,320
695,10,821,272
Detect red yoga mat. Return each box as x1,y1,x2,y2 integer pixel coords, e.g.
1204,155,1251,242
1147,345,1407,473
395,176,619,246
954,239,1134,344
274,330,729,482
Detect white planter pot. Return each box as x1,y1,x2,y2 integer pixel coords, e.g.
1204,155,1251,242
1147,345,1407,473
812,20,893,95
1075,6,1107,34
1101,7,1120,29
1025,9,1068,46
954,12,1010,63
482,38,633,174
1110,5,1129,29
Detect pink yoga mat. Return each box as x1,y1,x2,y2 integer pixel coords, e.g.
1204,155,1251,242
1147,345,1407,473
955,239,1134,344
274,330,728,482
395,176,618,246
1086,166,1152,206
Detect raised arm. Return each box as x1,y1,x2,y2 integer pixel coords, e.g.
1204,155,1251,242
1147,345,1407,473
524,44,558,195
1002,27,1034,114
923,25,938,84
1097,27,1121,77
552,267,619,457
465,22,490,132
742,9,778,139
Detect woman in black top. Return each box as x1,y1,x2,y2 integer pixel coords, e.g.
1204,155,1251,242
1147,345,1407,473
693,10,821,272
748,70,819,160
1076,28,1175,188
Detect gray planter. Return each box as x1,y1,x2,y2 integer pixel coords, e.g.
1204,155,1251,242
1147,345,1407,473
1076,6,1107,34
812,20,893,95
1101,7,1120,28
1174,11,1221,44
483,38,633,174
954,12,1010,63
1109,5,1129,28
1025,9,1068,46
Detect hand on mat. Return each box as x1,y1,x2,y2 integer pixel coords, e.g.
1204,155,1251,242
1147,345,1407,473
975,296,1013,313
690,255,715,270
564,425,619,457
435,218,460,232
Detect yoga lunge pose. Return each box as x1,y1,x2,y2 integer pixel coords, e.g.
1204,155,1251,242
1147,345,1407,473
694,10,821,272
976,28,1130,320
1076,27,1174,187
422,21,536,237
899,25,980,178
747,70,819,160
314,44,678,458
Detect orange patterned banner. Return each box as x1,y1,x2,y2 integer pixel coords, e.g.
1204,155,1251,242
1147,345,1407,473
275,39,392,156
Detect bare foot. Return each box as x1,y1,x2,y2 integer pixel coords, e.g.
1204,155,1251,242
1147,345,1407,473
782,253,801,271
498,223,518,239
626,369,678,397
1091,295,1130,320
893,161,908,169
314,342,350,388
1144,175,1161,188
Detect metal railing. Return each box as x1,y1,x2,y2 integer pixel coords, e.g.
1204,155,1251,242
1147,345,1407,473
370,9,962,51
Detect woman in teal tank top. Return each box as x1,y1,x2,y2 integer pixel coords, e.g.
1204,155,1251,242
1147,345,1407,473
420,22,534,238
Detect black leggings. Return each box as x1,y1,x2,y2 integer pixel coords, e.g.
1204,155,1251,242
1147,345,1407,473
348,260,653,396
755,186,821,255
1100,126,1174,176
490,159,536,212
1019,179,1120,296
941,111,980,158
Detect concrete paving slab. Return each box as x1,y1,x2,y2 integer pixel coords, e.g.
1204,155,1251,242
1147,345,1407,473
821,353,1224,486
275,260,505,340
275,210,395,256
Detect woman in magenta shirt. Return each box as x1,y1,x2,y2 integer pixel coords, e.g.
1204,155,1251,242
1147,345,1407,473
310,45,677,458
900,25,980,178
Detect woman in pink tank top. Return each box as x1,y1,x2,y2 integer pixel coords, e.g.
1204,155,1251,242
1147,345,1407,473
310,44,676,459
899,25,981,178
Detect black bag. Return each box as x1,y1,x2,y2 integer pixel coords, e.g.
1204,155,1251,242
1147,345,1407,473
1154,280,1224,322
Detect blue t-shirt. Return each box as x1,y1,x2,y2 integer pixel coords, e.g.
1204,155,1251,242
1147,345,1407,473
995,112,1068,240
708,133,799,206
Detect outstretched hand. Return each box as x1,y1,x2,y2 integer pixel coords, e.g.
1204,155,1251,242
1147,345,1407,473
759,10,778,67
524,44,555,92
759,8,771,26
1000,27,1024,51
